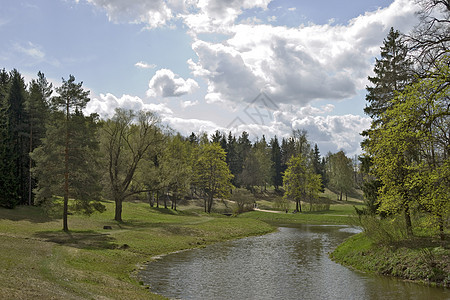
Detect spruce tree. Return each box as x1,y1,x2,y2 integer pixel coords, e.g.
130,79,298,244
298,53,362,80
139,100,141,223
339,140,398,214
6,70,29,205
364,27,413,123
270,136,283,190
32,75,103,231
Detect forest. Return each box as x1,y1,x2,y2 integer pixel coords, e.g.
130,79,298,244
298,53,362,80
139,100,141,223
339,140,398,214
0,68,359,229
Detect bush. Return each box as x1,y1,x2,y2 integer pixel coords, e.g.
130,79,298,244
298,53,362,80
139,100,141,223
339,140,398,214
231,189,254,214
355,214,408,244
301,203,330,212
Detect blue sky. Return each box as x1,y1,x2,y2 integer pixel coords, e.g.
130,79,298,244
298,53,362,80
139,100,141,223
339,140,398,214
0,0,420,155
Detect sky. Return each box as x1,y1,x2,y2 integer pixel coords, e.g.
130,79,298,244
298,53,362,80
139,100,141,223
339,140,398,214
0,0,422,156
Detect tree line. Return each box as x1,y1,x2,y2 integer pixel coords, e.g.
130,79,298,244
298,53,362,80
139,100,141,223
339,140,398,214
0,70,359,230
360,0,449,239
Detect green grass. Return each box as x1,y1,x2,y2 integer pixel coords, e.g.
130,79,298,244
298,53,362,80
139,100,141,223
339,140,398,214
331,233,450,287
0,200,274,299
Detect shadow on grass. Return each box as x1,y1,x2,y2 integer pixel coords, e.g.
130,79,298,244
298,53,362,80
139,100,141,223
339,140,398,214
390,236,450,250
0,205,58,223
34,230,120,250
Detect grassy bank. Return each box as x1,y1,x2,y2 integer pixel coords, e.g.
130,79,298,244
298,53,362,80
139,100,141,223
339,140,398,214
240,203,361,225
0,201,274,299
331,233,450,287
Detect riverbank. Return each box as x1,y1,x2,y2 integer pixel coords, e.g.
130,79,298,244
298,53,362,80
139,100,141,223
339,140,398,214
0,201,274,299
331,233,450,288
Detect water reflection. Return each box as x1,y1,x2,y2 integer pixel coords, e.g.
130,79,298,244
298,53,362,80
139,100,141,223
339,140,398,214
140,225,450,300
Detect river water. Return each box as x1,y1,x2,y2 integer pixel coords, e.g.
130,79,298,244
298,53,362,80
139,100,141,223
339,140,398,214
139,225,450,300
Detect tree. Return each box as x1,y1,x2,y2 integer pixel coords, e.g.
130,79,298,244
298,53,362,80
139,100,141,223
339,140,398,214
193,143,233,213
364,27,414,123
407,0,450,71
6,70,29,206
32,76,103,231
283,154,320,212
327,151,354,201
26,71,52,205
0,69,17,208
270,136,283,190
101,109,162,221
240,137,272,192
162,134,192,210
312,144,325,192
365,57,449,238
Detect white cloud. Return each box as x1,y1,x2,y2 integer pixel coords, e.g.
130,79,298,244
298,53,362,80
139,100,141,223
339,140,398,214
147,69,199,98
85,93,173,119
85,0,177,29
181,100,199,108
288,7,296,11
187,0,420,107
14,42,45,60
135,61,156,69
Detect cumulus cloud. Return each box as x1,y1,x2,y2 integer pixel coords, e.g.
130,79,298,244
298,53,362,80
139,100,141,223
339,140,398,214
183,0,271,34
187,0,420,107
84,0,176,29
147,69,199,98
85,93,173,119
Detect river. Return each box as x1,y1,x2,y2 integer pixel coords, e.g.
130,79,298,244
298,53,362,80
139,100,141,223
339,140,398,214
139,225,450,300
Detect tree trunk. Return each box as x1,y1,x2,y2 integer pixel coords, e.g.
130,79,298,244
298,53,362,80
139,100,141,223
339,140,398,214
404,205,413,236
63,101,69,232
156,190,159,208
438,215,445,240
339,191,342,201
114,197,123,222
207,194,213,213
28,123,33,206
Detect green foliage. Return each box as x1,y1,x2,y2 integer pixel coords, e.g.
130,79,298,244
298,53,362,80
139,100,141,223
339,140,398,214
364,57,450,238
193,143,234,213
326,151,354,200
364,27,413,121
100,108,162,221
283,154,322,212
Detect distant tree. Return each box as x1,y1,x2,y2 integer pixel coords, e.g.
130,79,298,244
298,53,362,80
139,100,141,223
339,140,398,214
283,155,320,212
163,134,192,210
240,137,272,192
101,109,162,222
231,188,254,214
270,136,283,190
194,143,233,213
32,75,103,231
312,144,325,192
327,151,354,201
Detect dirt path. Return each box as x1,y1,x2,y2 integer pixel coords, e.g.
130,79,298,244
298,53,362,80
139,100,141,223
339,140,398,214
253,208,285,214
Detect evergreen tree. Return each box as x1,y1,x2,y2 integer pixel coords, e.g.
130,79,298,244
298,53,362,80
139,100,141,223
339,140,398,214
270,136,283,190
0,69,17,208
6,69,29,205
312,144,325,192
26,71,52,205
33,75,103,231
364,27,413,123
